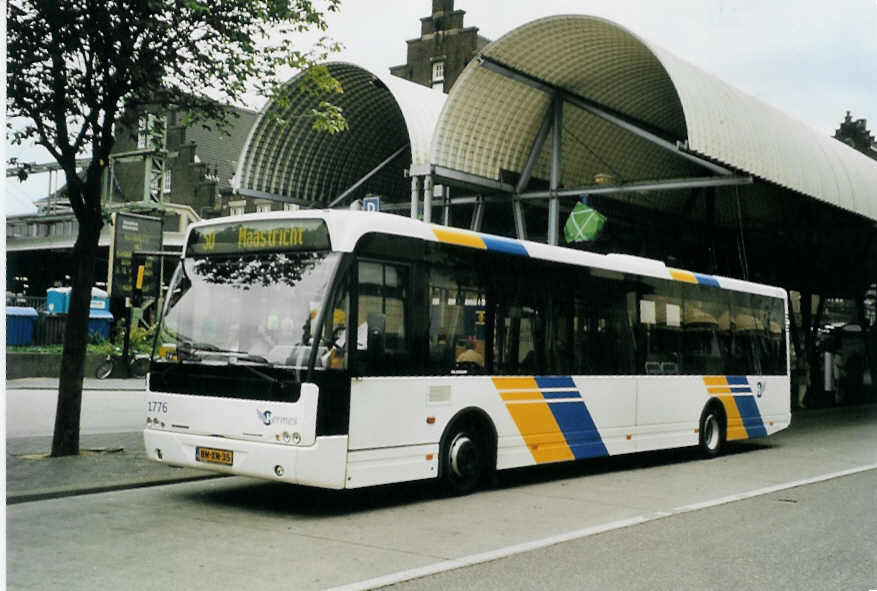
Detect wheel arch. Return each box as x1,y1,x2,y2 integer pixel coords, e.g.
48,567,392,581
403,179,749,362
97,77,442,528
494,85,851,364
438,406,498,479
701,396,727,428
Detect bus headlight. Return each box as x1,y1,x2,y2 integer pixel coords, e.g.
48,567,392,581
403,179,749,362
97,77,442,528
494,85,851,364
292,432,301,445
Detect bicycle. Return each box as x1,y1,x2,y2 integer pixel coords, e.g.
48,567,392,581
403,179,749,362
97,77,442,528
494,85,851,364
95,347,151,379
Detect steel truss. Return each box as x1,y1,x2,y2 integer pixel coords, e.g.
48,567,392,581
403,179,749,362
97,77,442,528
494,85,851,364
407,54,752,243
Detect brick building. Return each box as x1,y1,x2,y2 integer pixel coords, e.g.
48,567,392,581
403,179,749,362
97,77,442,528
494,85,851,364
390,0,490,93
834,111,877,161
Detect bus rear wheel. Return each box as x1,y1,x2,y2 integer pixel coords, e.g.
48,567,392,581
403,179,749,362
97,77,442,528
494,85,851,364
699,405,725,458
441,417,488,495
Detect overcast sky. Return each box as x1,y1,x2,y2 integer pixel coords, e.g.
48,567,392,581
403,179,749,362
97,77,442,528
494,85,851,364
5,0,876,215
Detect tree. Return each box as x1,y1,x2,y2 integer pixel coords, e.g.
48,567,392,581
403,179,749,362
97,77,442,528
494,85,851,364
7,0,346,456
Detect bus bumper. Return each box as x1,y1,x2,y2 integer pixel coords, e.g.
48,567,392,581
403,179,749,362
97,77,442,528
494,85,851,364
143,430,349,489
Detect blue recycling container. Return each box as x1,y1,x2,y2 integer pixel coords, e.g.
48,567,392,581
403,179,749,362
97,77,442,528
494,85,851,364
46,287,70,314
90,288,110,312
7,307,39,346
88,309,114,340
47,287,110,314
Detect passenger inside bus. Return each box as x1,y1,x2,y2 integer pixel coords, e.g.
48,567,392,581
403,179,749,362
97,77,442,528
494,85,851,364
430,334,453,371
456,340,484,369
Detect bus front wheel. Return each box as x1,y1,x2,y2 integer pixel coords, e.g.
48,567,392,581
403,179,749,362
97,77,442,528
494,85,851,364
440,416,489,495
699,404,725,458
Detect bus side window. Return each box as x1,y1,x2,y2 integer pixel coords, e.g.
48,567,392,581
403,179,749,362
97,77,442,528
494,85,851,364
546,292,574,375
580,270,637,375
638,279,682,375
356,260,410,375
679,284,729,376
492,283,548,375
318,271,350,371
427,267,487,375
729,292,758,375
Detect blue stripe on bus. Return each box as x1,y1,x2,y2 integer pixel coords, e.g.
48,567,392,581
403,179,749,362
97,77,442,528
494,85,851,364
733,395,768,438
542,390,582,399
694,273,720,287
547,401,608,460
730,387,752,393
725,376,749,385
535,376,576,389
481,236,529,257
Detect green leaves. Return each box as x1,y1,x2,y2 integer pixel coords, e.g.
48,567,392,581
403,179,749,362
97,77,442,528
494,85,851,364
310,101,348,134
7,0,346,176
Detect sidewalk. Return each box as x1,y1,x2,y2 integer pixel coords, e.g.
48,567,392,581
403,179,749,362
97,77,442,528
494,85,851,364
6,430,221,504
6,376,221,503
6,376,147,391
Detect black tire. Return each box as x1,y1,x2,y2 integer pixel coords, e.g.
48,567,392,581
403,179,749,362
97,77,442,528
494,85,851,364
130,356,150,378
440,416,490,495
699,404,725,458
95,359,114,380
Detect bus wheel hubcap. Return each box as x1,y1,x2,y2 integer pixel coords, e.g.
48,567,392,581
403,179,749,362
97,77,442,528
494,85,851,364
705,415,719,449
450,434,477,478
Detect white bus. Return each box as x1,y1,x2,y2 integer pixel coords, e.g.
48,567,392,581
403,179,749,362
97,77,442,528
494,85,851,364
145,210,790,493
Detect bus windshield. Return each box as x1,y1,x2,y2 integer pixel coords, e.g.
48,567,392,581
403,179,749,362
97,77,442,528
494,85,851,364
156,251,341,370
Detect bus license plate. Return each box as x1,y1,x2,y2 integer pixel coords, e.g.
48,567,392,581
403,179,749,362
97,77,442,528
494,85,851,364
196,446,233,466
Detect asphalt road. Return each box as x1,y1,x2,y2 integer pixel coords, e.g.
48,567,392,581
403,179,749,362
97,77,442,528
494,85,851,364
385,469,877,591
7,403,876,591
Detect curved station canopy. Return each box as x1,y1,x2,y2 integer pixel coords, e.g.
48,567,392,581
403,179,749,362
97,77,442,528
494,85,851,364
229,16,875,294
233,62,444,209
419,14,877,293
431,15,877,220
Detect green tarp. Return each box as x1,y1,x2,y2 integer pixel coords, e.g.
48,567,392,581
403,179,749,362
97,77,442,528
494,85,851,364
564,202,606,242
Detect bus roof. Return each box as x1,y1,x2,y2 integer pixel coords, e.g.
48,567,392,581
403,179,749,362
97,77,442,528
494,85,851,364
185,209,787,299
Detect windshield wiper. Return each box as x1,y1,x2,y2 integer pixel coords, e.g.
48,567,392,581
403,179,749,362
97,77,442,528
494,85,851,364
177,342,260,359
175,341,279,384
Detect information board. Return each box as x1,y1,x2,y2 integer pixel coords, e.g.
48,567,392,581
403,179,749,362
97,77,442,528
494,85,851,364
107,212,163,298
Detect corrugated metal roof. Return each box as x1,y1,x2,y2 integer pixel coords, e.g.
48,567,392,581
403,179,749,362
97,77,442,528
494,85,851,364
233,63,444,204
430,15,877,222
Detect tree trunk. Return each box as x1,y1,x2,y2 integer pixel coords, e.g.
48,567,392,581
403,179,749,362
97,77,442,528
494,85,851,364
51,216,102,457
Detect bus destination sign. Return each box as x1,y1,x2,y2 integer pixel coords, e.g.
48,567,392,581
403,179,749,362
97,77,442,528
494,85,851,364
187,218,331,255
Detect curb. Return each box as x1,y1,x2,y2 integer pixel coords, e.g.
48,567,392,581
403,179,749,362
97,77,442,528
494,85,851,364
6,379,146,391
6,474,226,505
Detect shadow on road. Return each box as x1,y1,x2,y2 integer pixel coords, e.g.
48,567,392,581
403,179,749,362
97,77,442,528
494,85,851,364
170,439,774,517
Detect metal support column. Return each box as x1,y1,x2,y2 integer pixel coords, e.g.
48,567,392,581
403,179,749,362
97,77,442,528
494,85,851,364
423,175,434,223
329,144,408,208
548,94,563,246
516,101,554,194
513,199,527,240
471,196,485,231
441,185,451,226
410,176,421,219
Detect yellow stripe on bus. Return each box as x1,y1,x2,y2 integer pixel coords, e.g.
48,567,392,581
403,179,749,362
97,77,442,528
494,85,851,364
492,377,539,390
718,395,748,440
500,390,545,402
432,229,486,250
707,387,733,394
703,376,729,386
504,402,575,463
668,268,698,283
